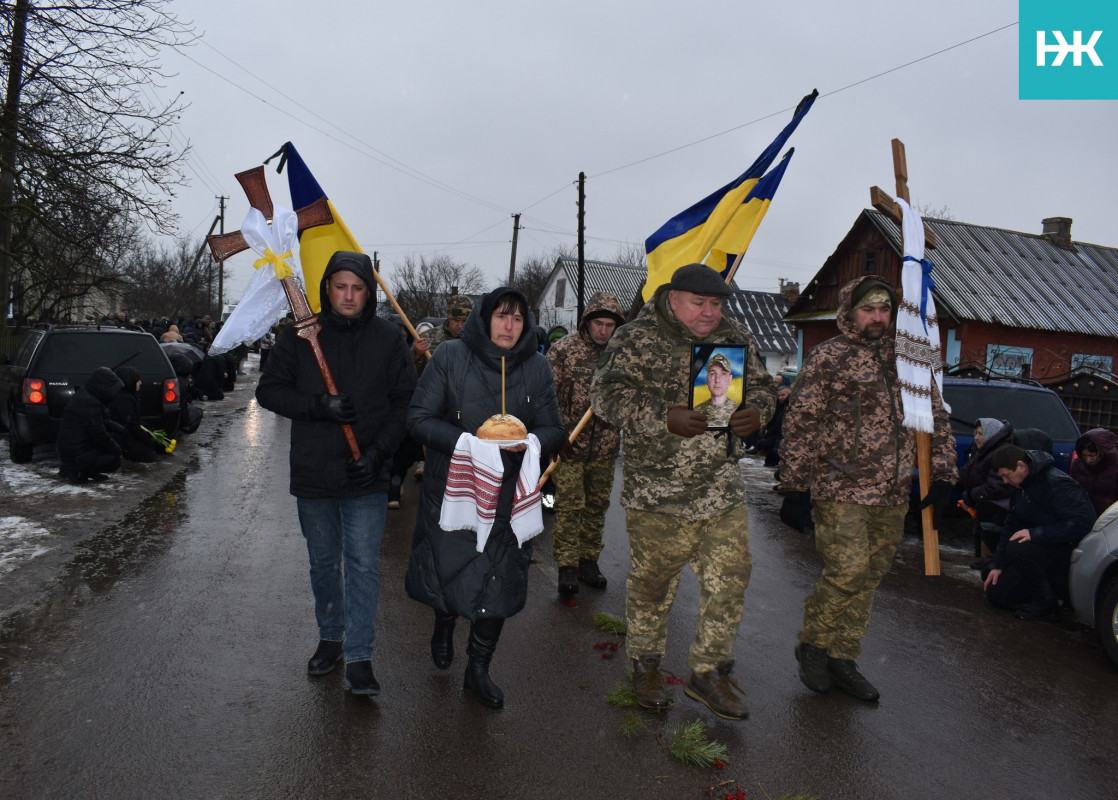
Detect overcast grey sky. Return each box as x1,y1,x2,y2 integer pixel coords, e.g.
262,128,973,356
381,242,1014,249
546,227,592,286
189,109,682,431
159,1,1117,302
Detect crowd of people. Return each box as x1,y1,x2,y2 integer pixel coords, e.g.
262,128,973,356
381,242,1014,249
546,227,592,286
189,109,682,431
239,252,1110,716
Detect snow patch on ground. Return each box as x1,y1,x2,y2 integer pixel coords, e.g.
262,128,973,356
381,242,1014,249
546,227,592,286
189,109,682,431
0,516,53,575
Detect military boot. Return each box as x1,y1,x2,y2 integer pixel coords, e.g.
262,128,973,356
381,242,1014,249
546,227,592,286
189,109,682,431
795,643,831,693
577,559,608,589
631,654,673,710
827,657,880,702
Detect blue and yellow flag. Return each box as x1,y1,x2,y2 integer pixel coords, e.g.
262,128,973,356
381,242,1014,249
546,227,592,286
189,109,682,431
271,142,364,313
643,90,817,298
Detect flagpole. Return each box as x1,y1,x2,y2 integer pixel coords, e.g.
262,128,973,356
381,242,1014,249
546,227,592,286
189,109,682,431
538,406,594,489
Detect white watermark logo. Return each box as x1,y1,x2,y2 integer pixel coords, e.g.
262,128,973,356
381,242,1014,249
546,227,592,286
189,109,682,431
1035,30,1104,66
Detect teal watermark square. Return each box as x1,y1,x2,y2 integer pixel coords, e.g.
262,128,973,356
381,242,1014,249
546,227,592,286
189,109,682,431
1020,0,1118,99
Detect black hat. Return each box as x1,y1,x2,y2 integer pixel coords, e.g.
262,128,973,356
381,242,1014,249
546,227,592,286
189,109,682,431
669,264,733,297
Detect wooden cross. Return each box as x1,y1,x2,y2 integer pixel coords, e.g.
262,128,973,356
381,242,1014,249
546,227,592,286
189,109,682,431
206,166,362,461
870,138,941,575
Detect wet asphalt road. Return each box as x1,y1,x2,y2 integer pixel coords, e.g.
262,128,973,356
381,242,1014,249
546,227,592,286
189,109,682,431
1,381,1117,800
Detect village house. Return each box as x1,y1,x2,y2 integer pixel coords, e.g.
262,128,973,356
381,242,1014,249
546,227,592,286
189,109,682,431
784,212,1118,429
785,212,1118,378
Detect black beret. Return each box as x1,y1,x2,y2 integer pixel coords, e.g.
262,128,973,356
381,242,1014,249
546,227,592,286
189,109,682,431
668,263,733,297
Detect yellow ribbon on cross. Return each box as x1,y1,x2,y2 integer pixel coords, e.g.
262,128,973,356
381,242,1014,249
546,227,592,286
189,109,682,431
253,247,295,280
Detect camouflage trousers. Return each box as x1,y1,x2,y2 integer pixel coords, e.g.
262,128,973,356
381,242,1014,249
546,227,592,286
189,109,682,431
551,459,616,568
625,504,752,673
799,500,907,660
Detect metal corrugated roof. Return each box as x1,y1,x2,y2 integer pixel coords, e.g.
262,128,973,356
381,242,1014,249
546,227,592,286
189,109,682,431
866,211,1118,337
556,258,646,305
725,289,798,354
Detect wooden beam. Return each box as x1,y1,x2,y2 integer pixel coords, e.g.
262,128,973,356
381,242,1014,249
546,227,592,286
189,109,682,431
869,185,937,249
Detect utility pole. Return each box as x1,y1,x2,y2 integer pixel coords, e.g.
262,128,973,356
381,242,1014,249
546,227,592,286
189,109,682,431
576,172,586,322
216,195,227,313
507,213,521,285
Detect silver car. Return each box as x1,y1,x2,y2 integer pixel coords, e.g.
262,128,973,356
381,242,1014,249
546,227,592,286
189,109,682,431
1069,502,1118,669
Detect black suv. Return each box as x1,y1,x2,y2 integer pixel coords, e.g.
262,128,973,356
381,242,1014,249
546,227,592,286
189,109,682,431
941,377,1081,473
0,325,181,463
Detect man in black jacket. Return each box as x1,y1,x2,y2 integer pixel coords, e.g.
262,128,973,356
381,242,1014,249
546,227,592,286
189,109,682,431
256,251,416,696
985,444,1096,620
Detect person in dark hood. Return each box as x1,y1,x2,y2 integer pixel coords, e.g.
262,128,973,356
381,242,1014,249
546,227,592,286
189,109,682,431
256,251,417,697
1070,428,1118,517
107,366,159,463
56,366,125,484
986,444,1096,620
405,286,564,709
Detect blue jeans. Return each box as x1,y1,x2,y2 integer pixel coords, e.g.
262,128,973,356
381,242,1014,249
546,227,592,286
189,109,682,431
296,494,387,662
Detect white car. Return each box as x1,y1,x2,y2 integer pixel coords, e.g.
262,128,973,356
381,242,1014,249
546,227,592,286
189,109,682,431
1069,502,1118,669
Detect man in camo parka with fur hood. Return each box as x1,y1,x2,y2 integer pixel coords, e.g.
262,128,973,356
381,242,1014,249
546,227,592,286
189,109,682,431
779,275,956,703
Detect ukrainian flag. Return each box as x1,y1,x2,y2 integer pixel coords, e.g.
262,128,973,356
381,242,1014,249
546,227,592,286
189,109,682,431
271,142,364,313
643,90,817,298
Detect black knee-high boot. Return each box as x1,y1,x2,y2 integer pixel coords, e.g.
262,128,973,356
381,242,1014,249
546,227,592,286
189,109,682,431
431,611,457,669
463,617,505,709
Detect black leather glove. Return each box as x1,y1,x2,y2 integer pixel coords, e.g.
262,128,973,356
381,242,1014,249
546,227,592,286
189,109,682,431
347,449,385,488
666,405,707,438
313,393,357,425
919,479,955,529
558,437,575,459
729,406,761,439
779,489,813,533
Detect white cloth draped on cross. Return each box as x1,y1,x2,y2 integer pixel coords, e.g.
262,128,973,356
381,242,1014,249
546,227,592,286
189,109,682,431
894,197,950,432
209,206,304,355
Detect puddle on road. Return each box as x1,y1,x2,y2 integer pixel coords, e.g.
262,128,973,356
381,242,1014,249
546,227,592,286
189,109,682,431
0,469,191,653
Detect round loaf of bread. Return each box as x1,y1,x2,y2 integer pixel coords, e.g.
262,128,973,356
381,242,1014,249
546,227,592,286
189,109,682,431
477,413,527,441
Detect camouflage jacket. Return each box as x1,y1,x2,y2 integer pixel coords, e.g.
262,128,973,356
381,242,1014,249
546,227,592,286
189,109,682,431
546,295,623,462
413,322,453,375
778,276,957,506
591,285,777,521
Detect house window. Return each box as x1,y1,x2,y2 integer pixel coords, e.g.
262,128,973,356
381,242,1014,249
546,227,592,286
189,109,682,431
1072,353,1113,374
986,345,1033,379
555,278,566,307
864,251,876,274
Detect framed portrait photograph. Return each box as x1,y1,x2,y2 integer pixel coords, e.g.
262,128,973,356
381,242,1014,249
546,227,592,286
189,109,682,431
688,344,748,430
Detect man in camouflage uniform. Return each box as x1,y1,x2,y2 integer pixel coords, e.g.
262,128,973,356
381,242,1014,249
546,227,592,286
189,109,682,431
409,294,473,482
413,294,473,374
546,291,626,598
778,276,956,702
592,264,776,720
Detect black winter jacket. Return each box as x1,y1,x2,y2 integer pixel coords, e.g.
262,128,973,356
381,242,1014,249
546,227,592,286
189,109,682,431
256,251,416,498
405,287,564,620
993,450,1096,570
57,367,124,462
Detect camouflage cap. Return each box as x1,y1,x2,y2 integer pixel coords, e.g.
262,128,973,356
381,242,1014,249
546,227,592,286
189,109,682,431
706,353,732,374
446,294,473,319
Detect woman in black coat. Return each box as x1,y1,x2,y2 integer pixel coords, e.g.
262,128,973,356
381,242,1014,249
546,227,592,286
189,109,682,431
958,417,1015,556
405,287,564,709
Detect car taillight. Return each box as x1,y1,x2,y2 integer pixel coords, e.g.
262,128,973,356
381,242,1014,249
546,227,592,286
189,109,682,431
163,377,179,403
22,378,46,405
